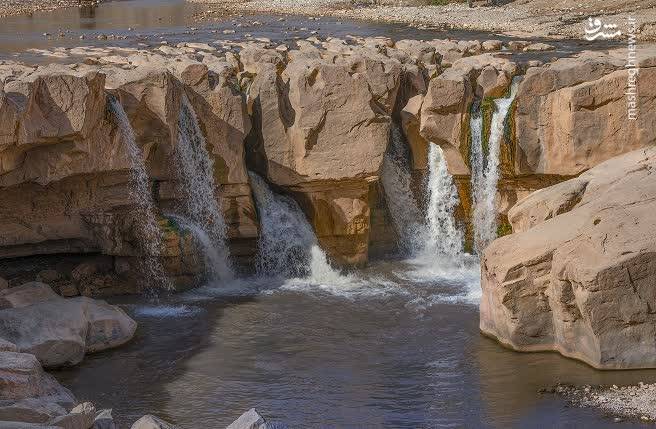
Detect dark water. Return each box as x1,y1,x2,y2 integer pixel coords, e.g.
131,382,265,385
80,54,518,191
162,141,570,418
53,258,656,428
0,0,619,62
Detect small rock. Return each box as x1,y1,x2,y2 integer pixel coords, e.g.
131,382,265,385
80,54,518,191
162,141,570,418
93,409,116,429
227,408,268,429
36,270,62,284
130,414,177,429
0,277,7,290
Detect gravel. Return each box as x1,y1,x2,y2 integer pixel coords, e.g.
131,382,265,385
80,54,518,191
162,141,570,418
550,382,656,423
0,0,103,18
190,0,656,40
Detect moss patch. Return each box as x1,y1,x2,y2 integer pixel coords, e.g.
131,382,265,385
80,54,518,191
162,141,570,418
480,96,497,158
499,98,517,176
496,217,513,237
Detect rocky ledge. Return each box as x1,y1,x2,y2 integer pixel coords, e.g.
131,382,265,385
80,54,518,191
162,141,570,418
0,36,654,294
480,147,656,369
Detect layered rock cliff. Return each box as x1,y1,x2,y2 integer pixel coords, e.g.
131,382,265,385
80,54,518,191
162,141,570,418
0,38,654,294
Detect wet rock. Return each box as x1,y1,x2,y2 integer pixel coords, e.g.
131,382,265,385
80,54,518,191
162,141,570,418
226,408,268,429
130,414,177,429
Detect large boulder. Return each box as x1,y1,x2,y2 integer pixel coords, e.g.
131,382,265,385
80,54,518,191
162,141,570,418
480,147,656,369
0,297,137,367
514,50,656,175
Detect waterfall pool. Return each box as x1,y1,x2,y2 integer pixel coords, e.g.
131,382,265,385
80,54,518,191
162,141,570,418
53,259,656,428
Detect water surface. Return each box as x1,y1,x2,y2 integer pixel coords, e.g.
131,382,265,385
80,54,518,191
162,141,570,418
54,259,656,428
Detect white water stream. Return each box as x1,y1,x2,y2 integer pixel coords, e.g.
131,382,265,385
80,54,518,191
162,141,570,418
108,96,170,290
248,172,343,284
471,77,522,253
175,96,233,281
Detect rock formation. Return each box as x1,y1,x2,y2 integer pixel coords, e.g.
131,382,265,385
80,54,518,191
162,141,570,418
0,38,654,290
480,147,656,369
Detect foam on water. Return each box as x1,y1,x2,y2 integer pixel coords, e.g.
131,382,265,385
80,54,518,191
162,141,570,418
131,304,202,318
248,172,343,284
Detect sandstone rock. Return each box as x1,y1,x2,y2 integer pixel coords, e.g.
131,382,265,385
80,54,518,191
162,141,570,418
0,282,60,309
481,147,656,369
418,62,475,176
481,40,502,51
513,50,654,175
130,414,177,429
0,297,136,367
226,408,268,429
0,352,75,404
523,42,554,52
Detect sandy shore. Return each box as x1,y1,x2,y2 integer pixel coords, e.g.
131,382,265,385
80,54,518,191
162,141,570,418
190,0,656,40
0,0,102,18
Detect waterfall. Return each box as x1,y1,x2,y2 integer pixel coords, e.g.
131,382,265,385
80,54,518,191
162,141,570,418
248,172,342,283
107,96,170,290
471,77,521,253
380,124,425,255
175,95,233,281
421,143,465,259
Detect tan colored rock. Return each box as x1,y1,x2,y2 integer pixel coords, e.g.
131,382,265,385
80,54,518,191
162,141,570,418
0,283,60,309
481,147,656,369
513,50,654,175
0,297,136,367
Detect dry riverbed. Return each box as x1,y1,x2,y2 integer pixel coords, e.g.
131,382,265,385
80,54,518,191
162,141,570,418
190,0,656,40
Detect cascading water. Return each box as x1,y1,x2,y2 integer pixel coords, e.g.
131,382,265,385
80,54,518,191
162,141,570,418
248,172,342,283
175,95,233,281
107,96,170,291
471,77,522,253
421,143,465,259
380,124,425,255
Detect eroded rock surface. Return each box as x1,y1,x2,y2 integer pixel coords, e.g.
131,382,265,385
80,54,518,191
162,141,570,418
480,147,656,369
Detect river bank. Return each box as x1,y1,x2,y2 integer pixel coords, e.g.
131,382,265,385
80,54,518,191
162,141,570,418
190,0,656,41
0,0,103,18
